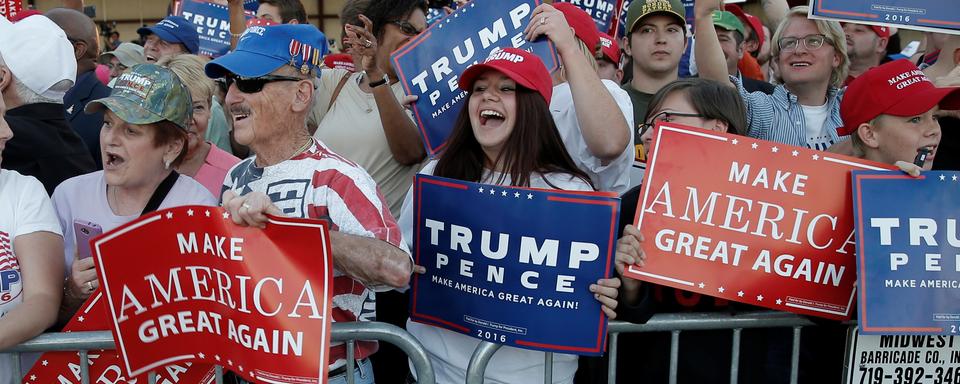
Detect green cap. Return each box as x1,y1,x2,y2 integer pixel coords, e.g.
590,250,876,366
85,64,192,130
625,0,686,34
712,10,746,37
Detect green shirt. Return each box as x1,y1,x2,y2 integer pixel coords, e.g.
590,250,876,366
621,83,654,145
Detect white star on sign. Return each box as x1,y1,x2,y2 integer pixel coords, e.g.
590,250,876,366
42,360,48,366
228,360,233,366
198,352,205,359
222,212,230,219
239,366,244,372
757,295,764,302
215,355,221,361
953,175,958,181
771,147,779,153
501,191,508,197
776,299,783,305
940,175,947,181
478,187,484,193
205,210,211,217
812,154,820,160
731,139,739,145
698,282,705,289
78,316,85,322
30,375,36,381
187,209,195,216
166,212,174,219
527,193,533,199
490,189,496,195
718,286,725,293
514,192,520,198
751,143,758,149
737,291,744,297
792,150,799,157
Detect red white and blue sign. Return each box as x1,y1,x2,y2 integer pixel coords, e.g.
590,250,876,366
852,171,960,335
409,174,619,355
174,0,258,57
809,0,960,35
561,0,620,36
625,123,894,320
391,0,559,158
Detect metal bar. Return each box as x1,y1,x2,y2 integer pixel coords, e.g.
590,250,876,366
544,352,553,384
608,332,619,384
13,353,21,383
346,340,356,384
5,330,115,352
790,326,802,384
329,322,436,384
149,371,157,384
669,330,680,384
465,341,502,384
730,328,742,384
215,365,224,384
607,312,819,334
80,350,90,384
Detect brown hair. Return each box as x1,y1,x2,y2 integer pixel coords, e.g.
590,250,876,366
644,78,748,136
151,121,189,167
258,0,307,23
434,86,594,189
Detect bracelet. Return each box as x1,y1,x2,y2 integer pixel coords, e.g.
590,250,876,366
366,72,389,88
230,32,243,38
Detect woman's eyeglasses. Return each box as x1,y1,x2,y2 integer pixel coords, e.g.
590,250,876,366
777,34,830,52
640,111,705,135
390,20,424,36
218,75,303,94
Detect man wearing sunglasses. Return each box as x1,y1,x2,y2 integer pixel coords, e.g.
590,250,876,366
205,24,412,384
696,1,850,151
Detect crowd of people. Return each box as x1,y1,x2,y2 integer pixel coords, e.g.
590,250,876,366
1,0,959,383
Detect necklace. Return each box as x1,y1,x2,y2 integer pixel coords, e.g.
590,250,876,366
288,138,313,160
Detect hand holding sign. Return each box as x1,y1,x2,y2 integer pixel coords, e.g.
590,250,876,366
615,224,646,304
221,189,282,228
524,4,579,56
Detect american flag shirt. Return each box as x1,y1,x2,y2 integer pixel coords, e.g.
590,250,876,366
222,139,409,366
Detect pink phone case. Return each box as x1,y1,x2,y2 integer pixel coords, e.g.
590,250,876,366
74,220,103,260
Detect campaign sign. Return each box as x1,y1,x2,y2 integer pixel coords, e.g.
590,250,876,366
175,0,257,57
0,0,21,21
564,0,619,35
410,174,619,355
26,292,216,383
844,326,960,384
809,0,960,35
625,123,894,320
391,0,559,157
852,171,960,334
92,206,334,383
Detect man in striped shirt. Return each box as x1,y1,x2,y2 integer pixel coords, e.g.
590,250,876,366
696,2,851,151
206,24,413,383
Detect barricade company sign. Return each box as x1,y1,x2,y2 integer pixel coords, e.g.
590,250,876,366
625,123,893,320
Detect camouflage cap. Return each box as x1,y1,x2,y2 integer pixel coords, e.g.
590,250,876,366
85,64,192,130
626,0,686,34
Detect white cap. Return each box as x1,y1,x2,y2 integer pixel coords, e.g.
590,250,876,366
0,15,77,100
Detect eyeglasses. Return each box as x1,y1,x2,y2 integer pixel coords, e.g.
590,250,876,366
778,34,830,52
640,111,705,134
390,20,424,36
222,75,303,93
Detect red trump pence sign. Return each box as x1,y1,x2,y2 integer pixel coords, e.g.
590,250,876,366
625,124,894,320
90,206,332,383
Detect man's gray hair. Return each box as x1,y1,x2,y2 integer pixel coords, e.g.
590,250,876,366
0,53,71,105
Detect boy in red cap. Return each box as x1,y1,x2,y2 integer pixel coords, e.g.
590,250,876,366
597,32,623,83
843,22,890,82
840,59,960,170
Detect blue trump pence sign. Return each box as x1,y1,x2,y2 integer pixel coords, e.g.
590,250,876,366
809,0,960,35
410,174,619,355
391,0,558,158
852,171,960,335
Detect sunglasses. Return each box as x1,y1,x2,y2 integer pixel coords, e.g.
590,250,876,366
218,75,304,93
390,20,424,36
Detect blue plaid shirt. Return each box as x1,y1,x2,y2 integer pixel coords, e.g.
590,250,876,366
732,76,847,150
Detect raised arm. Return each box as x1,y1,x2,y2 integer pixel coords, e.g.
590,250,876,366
524,4,630,162
228,0,247,50
760,0,790,31
694,0,734,86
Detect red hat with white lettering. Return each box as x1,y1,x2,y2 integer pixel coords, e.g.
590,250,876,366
553,2,601,56
598,32,621,66
459,47,554,104
839,59,960,136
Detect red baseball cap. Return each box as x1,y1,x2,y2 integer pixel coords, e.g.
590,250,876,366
839,59,960,136
598,32,620,66
459,48,554,104
869,25,890,38
724,4,764,51
553,2,601,55
10,9,42,22
323,53,356,72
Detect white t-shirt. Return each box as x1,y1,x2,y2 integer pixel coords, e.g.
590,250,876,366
398,160,592,384
549,79,635,195
0,170,62,384
51,171,217,273
801,102,832,151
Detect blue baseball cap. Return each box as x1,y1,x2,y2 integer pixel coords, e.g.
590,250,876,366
205,24,328,79
137,16,200,55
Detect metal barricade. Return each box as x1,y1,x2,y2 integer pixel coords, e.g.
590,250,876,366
1,321,435,384
465,311,824,384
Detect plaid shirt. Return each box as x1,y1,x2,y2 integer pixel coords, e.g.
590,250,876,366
732,75,847,151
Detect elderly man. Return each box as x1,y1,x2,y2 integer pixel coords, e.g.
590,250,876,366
137,15,200,63
0,15,94,194
47,8,113,168
205,24,412,383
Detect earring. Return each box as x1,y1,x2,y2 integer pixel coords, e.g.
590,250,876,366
164,158,172,169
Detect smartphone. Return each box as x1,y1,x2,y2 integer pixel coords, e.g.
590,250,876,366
74,220,103,260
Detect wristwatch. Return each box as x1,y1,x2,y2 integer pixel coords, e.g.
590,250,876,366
367,72,389,88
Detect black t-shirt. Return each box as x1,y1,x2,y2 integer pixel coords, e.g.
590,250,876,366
3,103,96,194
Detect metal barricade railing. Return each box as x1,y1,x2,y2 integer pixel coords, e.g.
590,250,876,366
2,321,435,384
465,311,823,384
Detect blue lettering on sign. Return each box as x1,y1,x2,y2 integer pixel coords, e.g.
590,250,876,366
0,270,20,292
